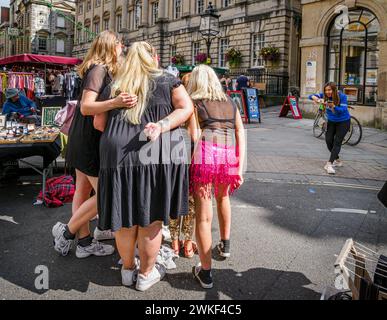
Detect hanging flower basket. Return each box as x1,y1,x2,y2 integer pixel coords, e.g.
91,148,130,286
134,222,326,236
171,54,185,65
225,48,242,68
260,45,280,62
195,53,209,64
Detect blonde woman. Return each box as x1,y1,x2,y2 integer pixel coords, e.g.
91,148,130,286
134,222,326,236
52,31,137,258
187,65,246,289
94,42,193,291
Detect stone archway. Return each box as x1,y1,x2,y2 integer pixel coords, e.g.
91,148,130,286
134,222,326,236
315,0,387,39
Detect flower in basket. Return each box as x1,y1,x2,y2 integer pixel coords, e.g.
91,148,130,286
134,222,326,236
195,53,208,64
225,48,242,68
171,54,185,65
260,45,280,62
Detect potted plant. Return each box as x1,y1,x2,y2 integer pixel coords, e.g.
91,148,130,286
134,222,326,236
260,45,280,67
171,53,185,66
225,48,242,69
195,53,208,65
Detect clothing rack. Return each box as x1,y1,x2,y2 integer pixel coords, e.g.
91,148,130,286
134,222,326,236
334,238,387,300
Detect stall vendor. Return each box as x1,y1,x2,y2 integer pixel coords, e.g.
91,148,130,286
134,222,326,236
1,88,37,117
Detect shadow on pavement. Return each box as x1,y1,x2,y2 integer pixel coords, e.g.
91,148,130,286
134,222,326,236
167,267,321,300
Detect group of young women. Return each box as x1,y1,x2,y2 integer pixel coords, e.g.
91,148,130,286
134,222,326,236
51,31,246,291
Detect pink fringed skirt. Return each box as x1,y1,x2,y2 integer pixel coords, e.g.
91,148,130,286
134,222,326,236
190,140,240,197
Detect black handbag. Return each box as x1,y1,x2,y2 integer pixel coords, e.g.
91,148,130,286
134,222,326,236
377,181,387,208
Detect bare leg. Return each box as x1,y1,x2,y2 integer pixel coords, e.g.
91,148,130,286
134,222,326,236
71,170,93,238
216,184,231,241
67,173,98,239
194,185,213,270
115,227,138,270
137,221,163,276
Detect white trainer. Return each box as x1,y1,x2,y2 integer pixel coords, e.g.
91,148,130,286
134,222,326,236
94,227,115,241
75,239,115,258
324,163,336,175
333,160,343,167
52,222,74,256
121,257,140,287
136,263,166,292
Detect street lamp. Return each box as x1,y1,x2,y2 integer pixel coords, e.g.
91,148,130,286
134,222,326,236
199,2,220,65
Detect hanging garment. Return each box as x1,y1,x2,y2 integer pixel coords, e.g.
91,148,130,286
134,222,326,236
34,77,46,97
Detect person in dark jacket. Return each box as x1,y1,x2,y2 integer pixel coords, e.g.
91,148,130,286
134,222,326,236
309,82,351,175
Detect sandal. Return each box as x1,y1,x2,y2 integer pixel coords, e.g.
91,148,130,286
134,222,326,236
171,239,180,255
184,241,198,259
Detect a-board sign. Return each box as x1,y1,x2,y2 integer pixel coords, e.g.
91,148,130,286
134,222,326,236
227,90,248,123
42,106,62,127
244,88,261,123
279,96,303,120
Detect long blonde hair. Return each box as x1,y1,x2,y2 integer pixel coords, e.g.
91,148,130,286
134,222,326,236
112,41,163,125
77,31,121,78
187,65,228,102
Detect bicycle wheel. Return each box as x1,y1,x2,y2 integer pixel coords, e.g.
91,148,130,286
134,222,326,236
313,113,326,138
342,122,353,145
347,116,363,146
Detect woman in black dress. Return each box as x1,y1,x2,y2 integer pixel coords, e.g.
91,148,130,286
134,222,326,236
52,31,137,258
94,42,193,291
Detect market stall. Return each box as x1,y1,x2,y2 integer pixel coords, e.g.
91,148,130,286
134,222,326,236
0,121,62,204
0,54,82,101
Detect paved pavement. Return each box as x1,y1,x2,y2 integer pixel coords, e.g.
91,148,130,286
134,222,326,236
0,107,386,300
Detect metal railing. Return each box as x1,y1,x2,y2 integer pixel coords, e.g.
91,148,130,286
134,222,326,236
228,68,289,96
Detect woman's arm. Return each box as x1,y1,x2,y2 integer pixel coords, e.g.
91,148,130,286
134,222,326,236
235,110,246,177
186,107,201,144
333,94,348,114
80,90,137,116
144,85,194,141
309,93,324,103
93,112,108,132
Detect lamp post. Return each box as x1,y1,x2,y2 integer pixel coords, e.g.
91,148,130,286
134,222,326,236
199,2,220,65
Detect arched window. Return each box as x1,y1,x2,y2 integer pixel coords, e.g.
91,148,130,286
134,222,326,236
327,8,380,106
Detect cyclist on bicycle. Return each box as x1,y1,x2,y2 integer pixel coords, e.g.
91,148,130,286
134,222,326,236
309,82,351,175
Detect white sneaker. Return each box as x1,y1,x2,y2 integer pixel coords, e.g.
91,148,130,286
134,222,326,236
324,163,336,175
52,222,74,256
94,227,115,241
75,239,115,258
136,263,166,292
333,160,343,167
121,257,140,287
162,225,171,242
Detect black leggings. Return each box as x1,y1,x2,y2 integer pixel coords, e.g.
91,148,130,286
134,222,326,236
326,120,351,163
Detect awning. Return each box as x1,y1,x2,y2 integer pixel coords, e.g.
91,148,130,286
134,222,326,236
0,54,82,66
175,65,229,75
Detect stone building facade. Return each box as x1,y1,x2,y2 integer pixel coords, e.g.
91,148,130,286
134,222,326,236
0,7,10,58
73,0,302,88
7,0,76,57
299,0,387,129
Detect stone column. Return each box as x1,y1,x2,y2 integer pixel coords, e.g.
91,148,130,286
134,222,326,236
182,0,190,17
123,0,129,30
141,0,149,26
298,37,328,117
158,0,167,21
376,37,387,129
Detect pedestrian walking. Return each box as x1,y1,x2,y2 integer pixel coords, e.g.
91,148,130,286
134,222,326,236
94,41,193,291
186,65,246,289
52,31,137,258
236,74,250,91
309,82,351,175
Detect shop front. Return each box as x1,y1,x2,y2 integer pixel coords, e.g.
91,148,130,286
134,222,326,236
299,0,387,129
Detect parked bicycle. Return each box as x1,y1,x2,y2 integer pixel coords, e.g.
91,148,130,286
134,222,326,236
313,104,362,146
